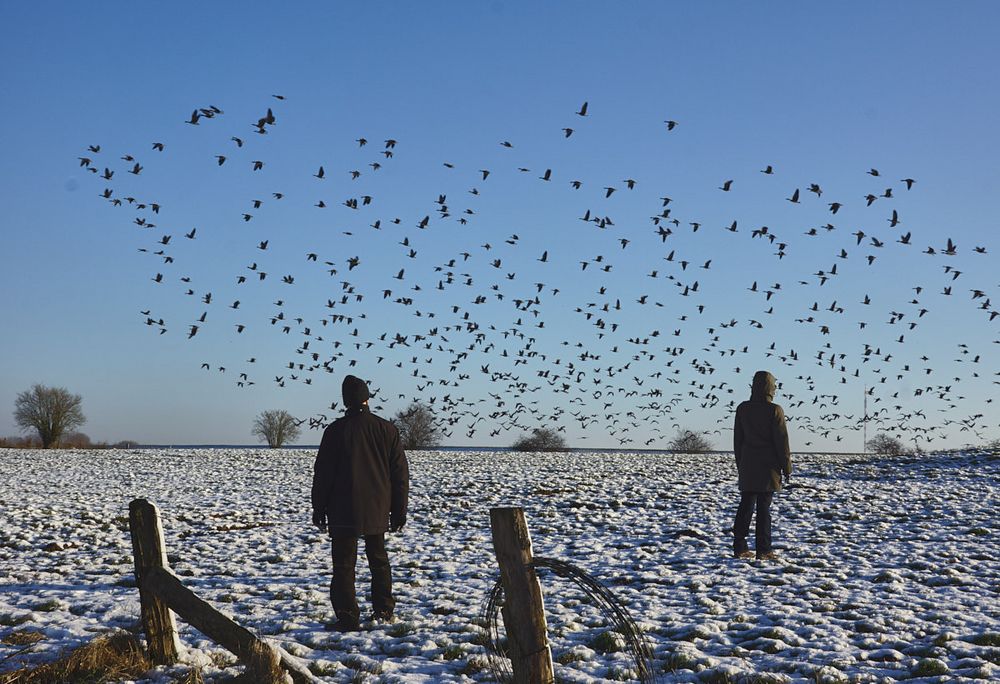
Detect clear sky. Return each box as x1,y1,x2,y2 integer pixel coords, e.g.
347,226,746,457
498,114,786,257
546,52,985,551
1,2,998,450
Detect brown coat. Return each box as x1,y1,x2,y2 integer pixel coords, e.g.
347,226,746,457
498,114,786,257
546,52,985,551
734,371,792,492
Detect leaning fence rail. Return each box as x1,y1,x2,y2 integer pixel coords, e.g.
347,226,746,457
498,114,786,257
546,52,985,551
128,498,317,684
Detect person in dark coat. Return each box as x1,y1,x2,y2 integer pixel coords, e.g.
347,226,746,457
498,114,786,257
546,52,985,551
311,375,409,631
732,370,792,560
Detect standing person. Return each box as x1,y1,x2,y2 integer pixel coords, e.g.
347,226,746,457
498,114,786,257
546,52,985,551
732,370,792,561
312,375,409,631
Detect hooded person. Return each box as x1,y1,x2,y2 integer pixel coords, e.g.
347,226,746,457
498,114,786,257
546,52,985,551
732,370,792,560
311,375,409,631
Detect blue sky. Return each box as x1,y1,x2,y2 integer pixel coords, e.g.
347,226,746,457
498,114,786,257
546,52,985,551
1,2,997,449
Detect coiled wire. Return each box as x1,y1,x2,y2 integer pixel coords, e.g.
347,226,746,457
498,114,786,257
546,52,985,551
480,556,656,683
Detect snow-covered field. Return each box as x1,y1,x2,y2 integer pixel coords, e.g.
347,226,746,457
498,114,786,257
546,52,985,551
1,448,998,683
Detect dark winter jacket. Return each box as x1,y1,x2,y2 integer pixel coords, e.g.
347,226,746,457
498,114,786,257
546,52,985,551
312,405,409,536
734,371,792,492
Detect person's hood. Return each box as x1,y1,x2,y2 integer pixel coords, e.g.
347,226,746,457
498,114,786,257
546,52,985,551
750,370,776,401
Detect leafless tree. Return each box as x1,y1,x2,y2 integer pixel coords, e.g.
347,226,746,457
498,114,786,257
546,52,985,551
393,402,442,450
252,409,301,448
866,433,905,456
668,428,713,453
14,384,86,448
511,427,567,452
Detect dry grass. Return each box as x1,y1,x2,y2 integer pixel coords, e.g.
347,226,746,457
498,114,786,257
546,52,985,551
0,630,45,647
231,640,286,684
0,630,151,684
174,667,205,684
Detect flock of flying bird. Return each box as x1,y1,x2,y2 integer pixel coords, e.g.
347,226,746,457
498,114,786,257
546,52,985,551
76,97,998,449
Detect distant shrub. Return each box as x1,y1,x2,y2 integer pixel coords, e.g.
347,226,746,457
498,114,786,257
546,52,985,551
668,429,713,453
0,435,41,448
62,432,92,448
866,433,905,456
511,427,567,452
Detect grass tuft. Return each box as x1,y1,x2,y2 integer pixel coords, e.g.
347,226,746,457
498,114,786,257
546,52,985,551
1,630,45,647
970,632,1000,647
588,629,624,653
0,630,150,684
174,667,205,684
232,640,285,684
910,657,949,677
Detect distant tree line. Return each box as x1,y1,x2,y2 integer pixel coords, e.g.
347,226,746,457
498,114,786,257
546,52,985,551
10,386,998,454
0,434,138,449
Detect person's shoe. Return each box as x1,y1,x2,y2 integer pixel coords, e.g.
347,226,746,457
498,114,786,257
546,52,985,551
756,551,779,561
324,618,361,632
734,550,755,560
371,610,396,625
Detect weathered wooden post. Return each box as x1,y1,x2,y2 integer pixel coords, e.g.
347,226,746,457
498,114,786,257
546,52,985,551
129,498,180,665
490,507,554,684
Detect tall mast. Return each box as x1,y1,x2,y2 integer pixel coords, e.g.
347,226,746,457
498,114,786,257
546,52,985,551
863,384,868,455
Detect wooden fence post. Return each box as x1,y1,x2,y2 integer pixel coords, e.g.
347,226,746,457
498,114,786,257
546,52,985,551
490,507,554,684
128,498,180,665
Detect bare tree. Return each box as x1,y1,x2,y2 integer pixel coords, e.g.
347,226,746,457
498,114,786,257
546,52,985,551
667,428,713,453
393,402,442,450
14,384,86,449
511,427,567,452
866,433,905,456
252,410,301,448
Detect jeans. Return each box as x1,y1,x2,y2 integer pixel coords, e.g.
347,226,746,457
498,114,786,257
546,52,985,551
733,492,773,555
330,533,395,625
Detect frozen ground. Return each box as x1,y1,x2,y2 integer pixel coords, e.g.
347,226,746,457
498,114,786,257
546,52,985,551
1,448,998,683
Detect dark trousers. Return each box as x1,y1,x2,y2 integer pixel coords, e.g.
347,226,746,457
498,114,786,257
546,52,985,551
330,533,395,625
733,492,773,554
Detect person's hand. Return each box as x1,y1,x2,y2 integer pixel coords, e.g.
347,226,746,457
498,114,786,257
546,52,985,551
390,513,406,533
312,510,327,531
